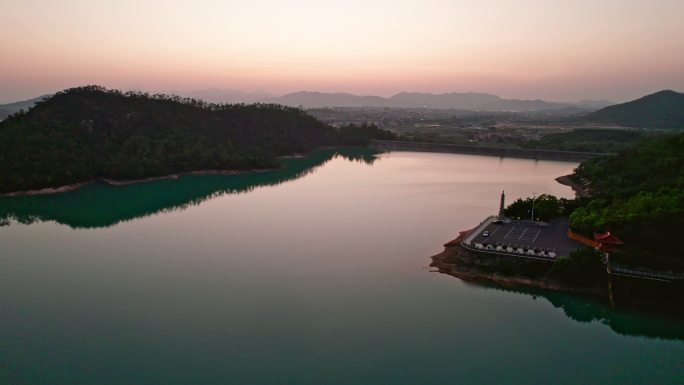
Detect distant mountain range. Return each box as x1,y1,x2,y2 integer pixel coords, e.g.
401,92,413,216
5,90,607,114
4,89,683,128
583,90,684,129
389,92,568,111
264,91,613,111
265,91,411,108
0,95,50,120
171,88,274,104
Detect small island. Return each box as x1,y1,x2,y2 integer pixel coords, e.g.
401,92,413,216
433,133,684,311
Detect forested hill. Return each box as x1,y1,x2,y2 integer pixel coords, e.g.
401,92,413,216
0,86,392,194
583,90,684,129
570,133,684,270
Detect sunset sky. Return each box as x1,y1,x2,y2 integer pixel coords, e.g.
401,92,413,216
1,0,683,103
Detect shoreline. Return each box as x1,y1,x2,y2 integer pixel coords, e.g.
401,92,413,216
371,140,609,162
2,181,95,197
1,145,357,197
430,230,606,297
2,167,279,197
431,230,684,311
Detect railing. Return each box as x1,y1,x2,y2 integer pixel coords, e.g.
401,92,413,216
609,263,684,282
567,230,683,281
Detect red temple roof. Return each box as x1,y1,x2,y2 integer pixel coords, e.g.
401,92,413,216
593,231,624,245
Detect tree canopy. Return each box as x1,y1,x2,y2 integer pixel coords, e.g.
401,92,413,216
504,194,576,222
0,86,394,193
569,134,684,270
507,133,684,270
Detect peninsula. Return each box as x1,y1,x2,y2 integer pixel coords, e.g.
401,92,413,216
432,133,684,310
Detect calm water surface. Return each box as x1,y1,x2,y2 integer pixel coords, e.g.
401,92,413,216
1,150,683,385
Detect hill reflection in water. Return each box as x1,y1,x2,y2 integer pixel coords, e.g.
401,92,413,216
459,279,684,341
0,148,379,229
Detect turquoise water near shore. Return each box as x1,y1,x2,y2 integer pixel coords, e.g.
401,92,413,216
1,150,683,384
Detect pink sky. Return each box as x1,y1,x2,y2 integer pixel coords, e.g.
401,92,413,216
1,0,683,103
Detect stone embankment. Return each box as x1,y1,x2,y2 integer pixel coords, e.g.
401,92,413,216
430,230,607,297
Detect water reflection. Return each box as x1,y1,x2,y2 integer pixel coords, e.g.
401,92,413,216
0,148,379,229
459,279,684,340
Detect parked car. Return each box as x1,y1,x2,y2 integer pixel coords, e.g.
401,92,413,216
483,231,490,237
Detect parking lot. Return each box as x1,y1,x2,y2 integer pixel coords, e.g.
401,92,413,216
467,218,585,258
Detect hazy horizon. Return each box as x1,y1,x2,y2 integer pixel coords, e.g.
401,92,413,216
2,0,684,104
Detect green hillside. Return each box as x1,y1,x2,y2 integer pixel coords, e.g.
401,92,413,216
0,86,391,194
583,90,684,129
570,134,684,270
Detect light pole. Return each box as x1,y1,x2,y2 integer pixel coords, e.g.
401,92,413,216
531,192,536,221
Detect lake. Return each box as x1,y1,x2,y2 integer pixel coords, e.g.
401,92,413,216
1,149,683,385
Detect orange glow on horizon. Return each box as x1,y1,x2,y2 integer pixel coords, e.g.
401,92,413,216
1,0,683,102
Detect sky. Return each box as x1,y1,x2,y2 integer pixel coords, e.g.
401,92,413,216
1,0,683,103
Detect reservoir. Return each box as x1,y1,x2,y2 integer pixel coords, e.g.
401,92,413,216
1,149,682,384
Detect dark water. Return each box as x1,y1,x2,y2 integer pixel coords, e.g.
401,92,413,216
1,150,683,385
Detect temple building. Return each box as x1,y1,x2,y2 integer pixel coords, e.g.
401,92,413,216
593,231,624,254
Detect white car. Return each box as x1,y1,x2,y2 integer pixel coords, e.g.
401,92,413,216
483,231,490,237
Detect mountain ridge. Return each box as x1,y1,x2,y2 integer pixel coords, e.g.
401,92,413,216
583,90,684,128
1,90,615,113
266,91,612,111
